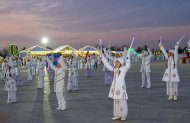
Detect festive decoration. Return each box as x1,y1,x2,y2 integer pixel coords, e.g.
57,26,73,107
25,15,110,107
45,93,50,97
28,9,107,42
0,56,3,64
8,44,19,56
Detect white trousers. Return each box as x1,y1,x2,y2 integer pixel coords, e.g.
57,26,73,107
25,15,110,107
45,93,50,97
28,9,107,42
166,82,178,96
113,99,128,118
56,92,66,108
80,63,83,69
141,72,151,87
7,91,16,104
38,75,44,88
32,67,36,76
28,70,33,80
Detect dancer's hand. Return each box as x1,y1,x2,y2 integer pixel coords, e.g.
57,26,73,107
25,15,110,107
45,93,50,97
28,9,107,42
176,40,180,46
159,40,163,48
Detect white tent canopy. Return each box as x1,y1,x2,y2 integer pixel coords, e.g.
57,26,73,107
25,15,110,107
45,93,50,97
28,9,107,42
79,46,98,51
19,45,51,58
54,45,76,53
24,45,50,52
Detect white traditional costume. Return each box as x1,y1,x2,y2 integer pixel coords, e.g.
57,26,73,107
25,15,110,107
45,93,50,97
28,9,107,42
4,62,17,104
67,53,79,91
37,58,46,88
101,52,131,121
1,59,8,81
85,55,92,77
47,57,55,82
80,57,84,69
14,58,22,86
138,48,153,88
31,57,37,77
47,57,67,110
159,41,180,101
78,57,84,69
26,59,33,80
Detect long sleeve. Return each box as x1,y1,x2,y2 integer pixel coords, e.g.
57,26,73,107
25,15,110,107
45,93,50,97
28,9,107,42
159,43,168,60
101,54,113,71
147,48,153,59
46,57,56,71
121,53,131,73
123,47,128,59
174,43,179,64
103,48,114,61
188,40,190,48
58,57,67,70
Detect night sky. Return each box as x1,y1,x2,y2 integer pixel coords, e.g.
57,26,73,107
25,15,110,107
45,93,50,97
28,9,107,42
0,0,190,49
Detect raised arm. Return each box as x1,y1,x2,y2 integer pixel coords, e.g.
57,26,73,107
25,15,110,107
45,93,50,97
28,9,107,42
46,57,56,70
103,48,114,61
188,39,190,48
58,57,67,70
174,41,180,64
159,42,168,59
121,53,131,73
122,47,128,60
101,53,113,71
147,48,153,59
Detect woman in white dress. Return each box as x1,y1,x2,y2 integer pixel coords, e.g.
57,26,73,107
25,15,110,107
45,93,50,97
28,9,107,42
159,41,180,101
85,55,92,77
67,53,79,91
4,62,17,104
37,57,46,89
101,52,131,121
26,59,33,80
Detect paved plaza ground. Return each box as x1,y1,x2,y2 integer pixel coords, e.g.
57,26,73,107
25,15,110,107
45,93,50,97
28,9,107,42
0,62,190,123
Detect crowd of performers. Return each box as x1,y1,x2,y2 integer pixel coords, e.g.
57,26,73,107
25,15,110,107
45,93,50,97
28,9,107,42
0,38,189,121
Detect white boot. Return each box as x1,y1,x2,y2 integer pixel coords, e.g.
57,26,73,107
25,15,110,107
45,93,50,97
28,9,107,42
173,95,178,101
112,116,120,120
121,117,126,121
56,100,61,110
168,95,173,100
146,83,151,88
146,86,151,89
60,105,66,111
60,101,66,111
56,106,61,110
